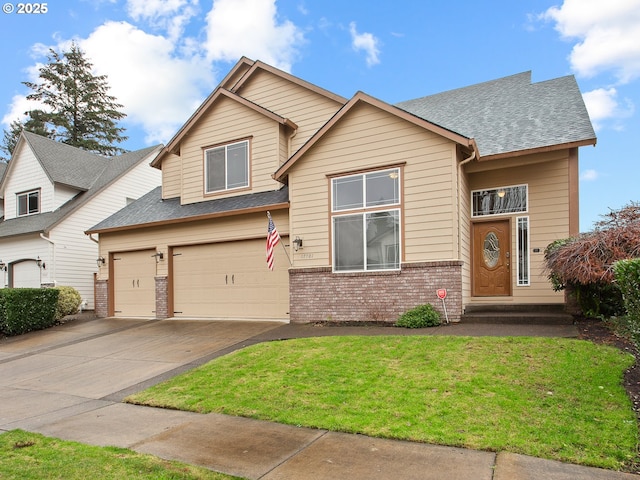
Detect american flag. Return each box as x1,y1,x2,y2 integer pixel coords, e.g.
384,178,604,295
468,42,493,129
266,214,280,270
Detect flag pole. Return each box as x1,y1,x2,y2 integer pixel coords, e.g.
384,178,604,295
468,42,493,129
267,211,292,266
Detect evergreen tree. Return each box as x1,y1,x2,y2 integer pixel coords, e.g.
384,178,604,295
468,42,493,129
20,42,128,156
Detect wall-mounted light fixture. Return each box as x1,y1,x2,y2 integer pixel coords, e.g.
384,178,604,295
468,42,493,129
36,256,45,269
0,261,6,272
292,236,303,252
497,188,506,198
96,256,106,267
152,252,164,262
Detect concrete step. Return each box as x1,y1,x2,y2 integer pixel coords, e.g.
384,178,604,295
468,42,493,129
461,304,574,325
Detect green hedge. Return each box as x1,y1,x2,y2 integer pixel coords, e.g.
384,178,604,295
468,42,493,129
0,288,59,336
395,304,442,328
614,259,640,325
54,286,82,321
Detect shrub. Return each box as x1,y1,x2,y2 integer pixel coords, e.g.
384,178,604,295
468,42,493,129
395,304,441,328
614,259,640,338
54,286,82,320
0,288,59,336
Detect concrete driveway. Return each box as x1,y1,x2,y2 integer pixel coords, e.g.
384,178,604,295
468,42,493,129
0,316,283,431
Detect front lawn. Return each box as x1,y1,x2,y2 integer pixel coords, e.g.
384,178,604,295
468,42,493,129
0,430,240,480
126,336,638,471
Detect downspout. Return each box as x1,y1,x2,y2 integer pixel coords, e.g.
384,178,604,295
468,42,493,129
39,233,56,286
457,148,476,259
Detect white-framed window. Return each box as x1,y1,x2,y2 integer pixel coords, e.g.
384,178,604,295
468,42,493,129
331,167,401,272
517,216,530,286
472,184,528,217
17,189,40,216
204,140,249,193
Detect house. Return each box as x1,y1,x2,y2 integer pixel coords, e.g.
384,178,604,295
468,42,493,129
86,57,596,322
0,130,162,309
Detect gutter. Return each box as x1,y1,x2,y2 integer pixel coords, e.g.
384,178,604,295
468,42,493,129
39,233,56,285
457,148,477,260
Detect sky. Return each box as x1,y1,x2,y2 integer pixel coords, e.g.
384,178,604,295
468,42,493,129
0,0,638,232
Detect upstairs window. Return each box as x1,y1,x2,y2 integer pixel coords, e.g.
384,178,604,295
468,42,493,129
205,140,249,193
17,190,40,216
331,168,401,272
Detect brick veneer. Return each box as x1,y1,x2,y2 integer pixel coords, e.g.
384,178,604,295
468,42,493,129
289,261,463,324
95,279,108,318
155,276,169,319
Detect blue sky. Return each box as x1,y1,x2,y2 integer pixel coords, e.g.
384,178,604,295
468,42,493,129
0,0,638,231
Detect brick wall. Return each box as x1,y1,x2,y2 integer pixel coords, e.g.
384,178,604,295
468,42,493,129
289,261,463,324
155,276,169,319
95,279,108,318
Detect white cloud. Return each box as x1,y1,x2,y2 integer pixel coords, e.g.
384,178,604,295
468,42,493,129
541,0,640,83
582,87,635,130
126,0,199,42
580,169,599,181
203,0,304,71
81,21,214,144
349,22,380,67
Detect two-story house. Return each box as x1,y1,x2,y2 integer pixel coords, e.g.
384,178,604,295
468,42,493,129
0,131,162,309
87,57,596,323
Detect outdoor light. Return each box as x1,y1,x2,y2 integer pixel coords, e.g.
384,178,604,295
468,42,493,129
292,236,303,252
96,256,106,267
36,256,43,268
152,252,164,262
497,188,506,198
0,261,5,271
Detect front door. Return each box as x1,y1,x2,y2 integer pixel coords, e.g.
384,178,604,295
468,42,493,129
472,220,511,296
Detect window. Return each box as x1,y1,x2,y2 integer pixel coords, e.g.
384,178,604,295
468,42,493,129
331,168,401,272
472,185,528,217
17,190,39,216
517,216,530,286
205,140,249,193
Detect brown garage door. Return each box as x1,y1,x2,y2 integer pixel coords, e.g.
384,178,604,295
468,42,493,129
113,249,156,317
172,238,289,320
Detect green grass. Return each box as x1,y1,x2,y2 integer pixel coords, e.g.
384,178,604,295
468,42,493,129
0,430,241,480
126,336,638,471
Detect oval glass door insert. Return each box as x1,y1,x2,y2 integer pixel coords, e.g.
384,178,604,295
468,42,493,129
483,231,500,268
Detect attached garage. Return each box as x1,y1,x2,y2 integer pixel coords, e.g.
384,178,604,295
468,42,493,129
112,249,157,317
171,238,289,320
12,260,41,288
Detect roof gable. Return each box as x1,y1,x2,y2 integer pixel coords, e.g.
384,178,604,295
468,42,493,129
396,72,596,159
153,88,297,168
274,91,476,181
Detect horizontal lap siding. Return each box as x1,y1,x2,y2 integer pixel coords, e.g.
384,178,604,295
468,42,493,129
238,71,343,154
468,152,570,303
179,97,282,205
161,153,181,199
288,102,458,269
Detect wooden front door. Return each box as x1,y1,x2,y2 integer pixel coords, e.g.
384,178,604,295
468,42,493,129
472,220,511,296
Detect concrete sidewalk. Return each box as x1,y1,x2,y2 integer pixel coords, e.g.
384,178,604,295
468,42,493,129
0,315,637,479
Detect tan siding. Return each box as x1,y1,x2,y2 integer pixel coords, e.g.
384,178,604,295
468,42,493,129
97,210,290,280
178,96,283,205
287,102,459,269
161,153,181,199
468,152,571,304
238,70,343,153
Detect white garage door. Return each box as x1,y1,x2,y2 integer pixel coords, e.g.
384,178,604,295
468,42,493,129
12,260,40,288
172,238,289,320
113,250,156,317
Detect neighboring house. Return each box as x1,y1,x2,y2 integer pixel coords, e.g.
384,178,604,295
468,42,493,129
87,57,596,322
0,130,162,309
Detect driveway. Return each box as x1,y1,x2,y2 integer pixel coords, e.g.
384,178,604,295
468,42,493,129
0,316,283,431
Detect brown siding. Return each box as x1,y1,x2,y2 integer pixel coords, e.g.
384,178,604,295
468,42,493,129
162,152,181,199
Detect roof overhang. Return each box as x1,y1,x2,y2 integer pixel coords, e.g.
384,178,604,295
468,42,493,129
477,138,597,162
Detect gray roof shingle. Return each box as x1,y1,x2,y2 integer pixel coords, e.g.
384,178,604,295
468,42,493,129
87,186,289,233
0,133,161,238
395,72,596,157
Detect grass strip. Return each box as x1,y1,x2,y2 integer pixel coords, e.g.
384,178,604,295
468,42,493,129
0,430,240,480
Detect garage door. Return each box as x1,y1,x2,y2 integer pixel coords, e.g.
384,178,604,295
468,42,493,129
172,238,289,319
12,260,40,288
113,250,156,317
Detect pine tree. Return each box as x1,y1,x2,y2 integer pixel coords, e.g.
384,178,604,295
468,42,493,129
20,42,128,156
